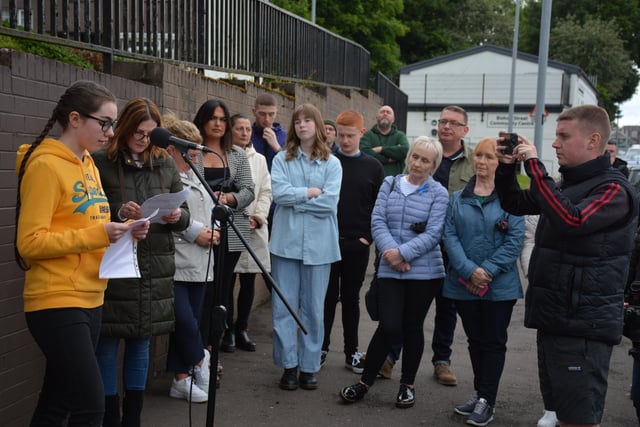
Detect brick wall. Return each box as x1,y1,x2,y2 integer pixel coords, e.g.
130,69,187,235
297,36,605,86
0,50,382,425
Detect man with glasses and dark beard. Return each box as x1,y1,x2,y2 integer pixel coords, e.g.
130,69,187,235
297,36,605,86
361,105,409,176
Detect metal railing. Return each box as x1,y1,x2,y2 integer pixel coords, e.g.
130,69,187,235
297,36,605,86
377,71,408,133
1,0,370,89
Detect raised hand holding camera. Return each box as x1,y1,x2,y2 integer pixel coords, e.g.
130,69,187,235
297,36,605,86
497,131,537,163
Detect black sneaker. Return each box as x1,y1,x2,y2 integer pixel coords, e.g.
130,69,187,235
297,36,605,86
339,382,368,403
467,398,494,426
346,352,365,374
320,350,328,368
395,384,415,408
455,396,478,416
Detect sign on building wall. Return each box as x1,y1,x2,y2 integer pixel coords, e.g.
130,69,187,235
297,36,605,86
486,113,534,128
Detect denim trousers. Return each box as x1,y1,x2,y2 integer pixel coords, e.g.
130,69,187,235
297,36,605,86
271,254,331,373
323,238,370,357
167,282,206,374
455,299,516,406
26,307,104,426
96,336,151,395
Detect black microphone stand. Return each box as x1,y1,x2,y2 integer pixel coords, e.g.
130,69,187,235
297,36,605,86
179,148,307,427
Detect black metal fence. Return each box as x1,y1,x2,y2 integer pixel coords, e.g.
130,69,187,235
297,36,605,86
1,0,370,88
377,71,408,133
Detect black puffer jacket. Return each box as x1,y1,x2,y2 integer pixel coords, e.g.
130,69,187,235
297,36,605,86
497,155,638,344
93,149,189,338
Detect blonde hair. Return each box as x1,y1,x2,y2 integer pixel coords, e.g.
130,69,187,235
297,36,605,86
163,113,202,143
404,136,443,174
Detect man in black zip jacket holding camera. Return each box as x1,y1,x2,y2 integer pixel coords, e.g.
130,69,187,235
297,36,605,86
495,105,639,427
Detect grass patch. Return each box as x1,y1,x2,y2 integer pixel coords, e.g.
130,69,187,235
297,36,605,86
0,34,97,70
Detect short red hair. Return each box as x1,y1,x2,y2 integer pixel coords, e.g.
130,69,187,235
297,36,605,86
336,110,364,129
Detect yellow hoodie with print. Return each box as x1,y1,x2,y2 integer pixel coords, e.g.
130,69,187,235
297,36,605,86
16,138,112,312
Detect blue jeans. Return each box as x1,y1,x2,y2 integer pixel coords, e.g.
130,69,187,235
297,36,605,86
271,254,331,373
96,336,151,395
167,282,206,374
26,307,104,426
455,299,516,406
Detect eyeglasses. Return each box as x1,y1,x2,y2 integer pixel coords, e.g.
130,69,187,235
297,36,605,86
438,119,466,127
133,130,151,141
80,112,117,132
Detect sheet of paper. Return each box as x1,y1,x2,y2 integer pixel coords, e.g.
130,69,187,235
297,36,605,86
141,186,190,223
99,210,158,279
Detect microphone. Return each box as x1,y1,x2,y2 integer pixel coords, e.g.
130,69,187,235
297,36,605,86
150,127,216,154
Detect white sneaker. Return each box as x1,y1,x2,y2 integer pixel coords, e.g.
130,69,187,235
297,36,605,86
193,349,210,392
537,410,558,427
169,377,208,403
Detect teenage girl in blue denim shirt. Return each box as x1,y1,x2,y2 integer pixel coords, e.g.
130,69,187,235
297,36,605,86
270,103,342,391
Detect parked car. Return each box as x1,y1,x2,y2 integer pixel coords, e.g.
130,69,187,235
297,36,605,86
622,145,640,168
629,167,640,193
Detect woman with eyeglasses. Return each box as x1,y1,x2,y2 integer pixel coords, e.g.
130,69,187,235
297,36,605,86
15,81,150,426
93,97,190,427
193,100,254,355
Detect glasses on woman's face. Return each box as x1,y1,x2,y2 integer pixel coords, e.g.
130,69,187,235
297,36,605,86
133,130,151,141
81,112,117,132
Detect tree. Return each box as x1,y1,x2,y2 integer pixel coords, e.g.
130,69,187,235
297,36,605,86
549,16,638,117
398,0,517,66
271,0,408,79
520,0,640,65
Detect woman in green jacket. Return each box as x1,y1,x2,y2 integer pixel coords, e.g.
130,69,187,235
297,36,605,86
93,98,190,427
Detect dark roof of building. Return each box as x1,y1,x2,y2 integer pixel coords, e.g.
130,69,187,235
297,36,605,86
399,44,596,92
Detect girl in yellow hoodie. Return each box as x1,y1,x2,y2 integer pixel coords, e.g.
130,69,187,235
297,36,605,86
15,80,149,426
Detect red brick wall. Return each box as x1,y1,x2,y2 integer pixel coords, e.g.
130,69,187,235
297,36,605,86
0,50,381,425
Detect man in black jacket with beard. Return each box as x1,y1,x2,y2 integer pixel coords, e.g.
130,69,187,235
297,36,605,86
495,105,639,427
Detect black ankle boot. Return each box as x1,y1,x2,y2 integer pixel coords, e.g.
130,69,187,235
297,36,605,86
121,390,144,427
221,329,236,353
235,330,256,352
279,367,298,390
103,394,121,427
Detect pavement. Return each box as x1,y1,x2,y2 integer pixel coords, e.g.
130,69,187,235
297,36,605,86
143,258,638,426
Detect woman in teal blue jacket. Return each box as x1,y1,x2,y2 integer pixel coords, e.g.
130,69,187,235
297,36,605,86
443,137,524,427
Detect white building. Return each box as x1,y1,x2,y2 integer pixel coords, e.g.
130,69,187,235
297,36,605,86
399,44,600,175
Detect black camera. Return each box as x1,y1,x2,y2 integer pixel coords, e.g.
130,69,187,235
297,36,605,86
500,133,519,155
410,221,427,233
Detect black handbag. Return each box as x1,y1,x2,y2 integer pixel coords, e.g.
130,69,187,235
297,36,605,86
364,276,379,321
210,177,240,193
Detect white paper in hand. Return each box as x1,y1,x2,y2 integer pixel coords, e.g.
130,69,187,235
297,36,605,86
99,210,158,279
141,186,190,223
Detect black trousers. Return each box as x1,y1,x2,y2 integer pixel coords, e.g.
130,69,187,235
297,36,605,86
360,277,442,386
26,307,104,426
323,239,371,357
